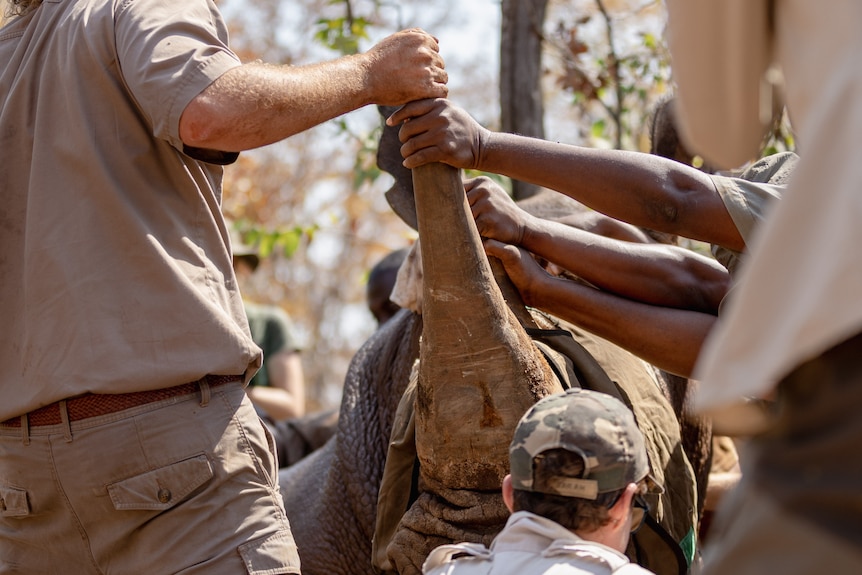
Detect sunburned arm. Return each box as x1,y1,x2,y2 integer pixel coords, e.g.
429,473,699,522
180,29,447,152
391,99,744,252
484,239,714,378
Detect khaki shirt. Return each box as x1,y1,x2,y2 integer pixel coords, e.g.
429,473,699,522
709,152,796,278
0,0,256,420
668,1,862,427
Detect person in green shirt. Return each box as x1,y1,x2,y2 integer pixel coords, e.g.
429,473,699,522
232,231,306,422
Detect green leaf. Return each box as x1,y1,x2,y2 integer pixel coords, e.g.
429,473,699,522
591,118,607,138
277,228,303,259
642,32,657,50
244,228,263,248
257,232,277,258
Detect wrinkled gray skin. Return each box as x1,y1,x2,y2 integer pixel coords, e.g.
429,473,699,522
278,108,711,575
279,309,422,573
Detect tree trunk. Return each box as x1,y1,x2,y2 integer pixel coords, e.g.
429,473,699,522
500,0,548,201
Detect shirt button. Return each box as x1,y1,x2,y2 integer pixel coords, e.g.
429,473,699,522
158,488,172,504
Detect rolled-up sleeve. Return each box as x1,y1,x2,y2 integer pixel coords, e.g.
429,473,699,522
114,0,242,150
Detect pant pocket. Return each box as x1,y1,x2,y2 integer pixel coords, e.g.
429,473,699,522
0,485,30,517
237,529,301,574
107,453,212,511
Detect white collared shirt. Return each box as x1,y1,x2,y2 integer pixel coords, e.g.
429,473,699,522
423,511,651,575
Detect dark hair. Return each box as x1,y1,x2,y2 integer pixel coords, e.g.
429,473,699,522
510,448,622,532
649,95,689,164
368,247,409,284
7,0,42,16
366,247,409,325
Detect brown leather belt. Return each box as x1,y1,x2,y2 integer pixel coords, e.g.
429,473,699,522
0,374,241,428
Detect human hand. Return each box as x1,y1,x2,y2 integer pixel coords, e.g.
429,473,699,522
363,29,448,106
482,239,548,308
466,177,529,245
386,98,488,170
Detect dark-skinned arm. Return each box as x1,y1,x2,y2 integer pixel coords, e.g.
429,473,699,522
465,177,731,314
484,239,714,378
524,219,729,314
389,98,744,252
553,210,657,244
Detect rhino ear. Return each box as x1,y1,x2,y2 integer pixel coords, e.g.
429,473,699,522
377,105,418,231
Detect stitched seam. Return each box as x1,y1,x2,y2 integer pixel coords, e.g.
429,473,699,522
48,436,104,573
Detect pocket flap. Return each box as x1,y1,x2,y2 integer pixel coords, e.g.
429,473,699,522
238,529,301,574
107,453,213,511
0,485,30,517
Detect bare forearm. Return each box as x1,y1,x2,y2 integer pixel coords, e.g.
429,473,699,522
180,60,370,151
181,28,447,152
258,351,306,419
393,99,742,250
246,385,304,421
526,275,715,378
484,238,713,376
522,218,730,313
480,132,741,248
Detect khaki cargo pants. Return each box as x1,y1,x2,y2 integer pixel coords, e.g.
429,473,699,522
0,381,300,574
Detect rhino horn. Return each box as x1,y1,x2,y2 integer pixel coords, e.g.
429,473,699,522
411,162,561,491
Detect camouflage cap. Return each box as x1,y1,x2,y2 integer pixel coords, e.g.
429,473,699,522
509,388,655,500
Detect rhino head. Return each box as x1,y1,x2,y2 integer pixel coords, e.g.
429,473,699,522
378,106,563,573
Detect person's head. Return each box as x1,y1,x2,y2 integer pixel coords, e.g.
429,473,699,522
504,388,658,552
649,95,693,166
228,223,260,281
366,247,408,326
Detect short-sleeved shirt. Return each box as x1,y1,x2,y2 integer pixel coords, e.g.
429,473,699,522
244,301,302,388
708,152,797,277
0,0,256,421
